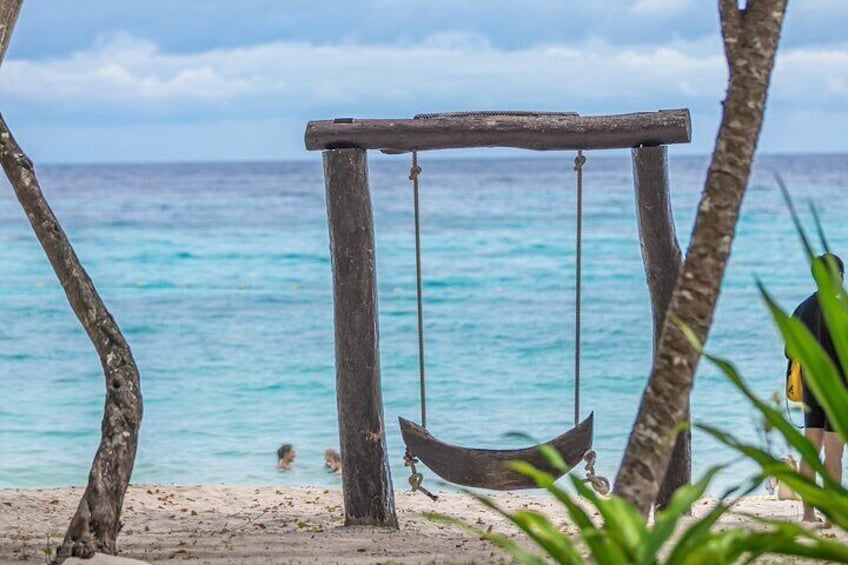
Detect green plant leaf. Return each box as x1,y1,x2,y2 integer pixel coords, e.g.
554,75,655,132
760,283,848,442
808,200,831,254
768,179,848,445
698,423,848,529
512,510,585,564
775,172,815,260
426,512,548,565
571,477,643,563
701,347,829,480
645,466,723,562
664,498,732,565
538,443,570,473
508,461,595,531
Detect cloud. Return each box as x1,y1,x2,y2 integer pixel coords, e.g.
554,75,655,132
0,32,846,160
631,0,693,17
2,32,845,121
0,33,723,113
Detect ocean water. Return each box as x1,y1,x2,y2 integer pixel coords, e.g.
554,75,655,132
0,153,846,495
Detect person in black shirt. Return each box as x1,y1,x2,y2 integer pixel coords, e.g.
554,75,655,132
788,253,846,523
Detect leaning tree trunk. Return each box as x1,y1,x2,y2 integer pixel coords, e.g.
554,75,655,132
614,0,788,516
0,0,20,68
0,2,143,560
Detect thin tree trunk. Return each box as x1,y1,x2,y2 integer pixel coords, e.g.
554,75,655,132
614,0,788,516
631,146,689,510
0,2,143,559
0,0,21,67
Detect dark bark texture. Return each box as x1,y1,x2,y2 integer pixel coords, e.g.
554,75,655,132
0,116,143,561
631,146,689,510
0,0,21,67
324,148,398,528
0,8,143,556
305,109,691,152
0,115,143,561
614,0,788,515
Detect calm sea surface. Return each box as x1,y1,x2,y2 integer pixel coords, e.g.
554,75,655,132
1,154,846,494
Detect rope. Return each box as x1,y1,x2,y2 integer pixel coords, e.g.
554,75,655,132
582,450,610,495
414,110,578,120
573,150,585,429
404,152,439,502
404,450,438,501
571,153,609,496
411,151,427,430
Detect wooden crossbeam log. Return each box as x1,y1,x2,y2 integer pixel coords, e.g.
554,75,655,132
305,109,691,153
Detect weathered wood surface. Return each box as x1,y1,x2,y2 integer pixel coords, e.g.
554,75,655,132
399,413,593,490
324,148,398,528
305,109,691,152
0,114,143,562
615,0,788,516
0,0,21,67
631,146,689,510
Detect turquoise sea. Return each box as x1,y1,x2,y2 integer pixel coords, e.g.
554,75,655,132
1,154,846,495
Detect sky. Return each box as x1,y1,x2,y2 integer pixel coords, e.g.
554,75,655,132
0,0,846,163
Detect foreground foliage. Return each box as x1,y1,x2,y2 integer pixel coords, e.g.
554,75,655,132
433,190,848,563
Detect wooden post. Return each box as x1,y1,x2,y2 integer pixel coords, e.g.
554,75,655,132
324,148,398,528
631,145,689,510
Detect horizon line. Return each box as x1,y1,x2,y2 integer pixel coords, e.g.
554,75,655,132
31,150,847,168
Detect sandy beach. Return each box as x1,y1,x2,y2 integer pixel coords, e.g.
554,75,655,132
1,484,844,564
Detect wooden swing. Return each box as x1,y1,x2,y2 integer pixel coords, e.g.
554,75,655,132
397,119,599,492
307,108,690,524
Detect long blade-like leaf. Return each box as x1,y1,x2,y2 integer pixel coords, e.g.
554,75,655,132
775,172,815,260
761,283,848,441
809,200,831,254
427,512,548,565
702,348,829,479
646,466,723,562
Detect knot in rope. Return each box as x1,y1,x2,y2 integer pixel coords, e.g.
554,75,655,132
573,151,586,172
409,471,424,490
409,161,422,181
582,450,610,495
404,449,438,501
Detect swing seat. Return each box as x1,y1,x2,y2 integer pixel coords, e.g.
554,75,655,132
399,412,593,490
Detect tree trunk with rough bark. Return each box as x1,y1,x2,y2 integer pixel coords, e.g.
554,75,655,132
614,0,789,516
631,145,689,510
0,0,21,67
0,2,143,560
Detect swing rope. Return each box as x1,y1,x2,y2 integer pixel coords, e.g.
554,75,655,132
405,147,607,496
410,150,427,430
406,151,438,502
573,151,610,496
574,150,585,429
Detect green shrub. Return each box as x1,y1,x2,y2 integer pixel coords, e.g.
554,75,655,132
431,183,848,564
431,443,848,564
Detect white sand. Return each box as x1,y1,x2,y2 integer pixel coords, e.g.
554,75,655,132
1,485,843,564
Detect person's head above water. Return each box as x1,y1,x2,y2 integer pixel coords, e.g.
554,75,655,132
324,448,342,473
277,444,296,470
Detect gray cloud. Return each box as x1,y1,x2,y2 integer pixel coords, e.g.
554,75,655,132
1,29,845,161
1,33,843,113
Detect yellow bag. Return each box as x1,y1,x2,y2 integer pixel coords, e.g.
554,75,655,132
786,361,803,403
